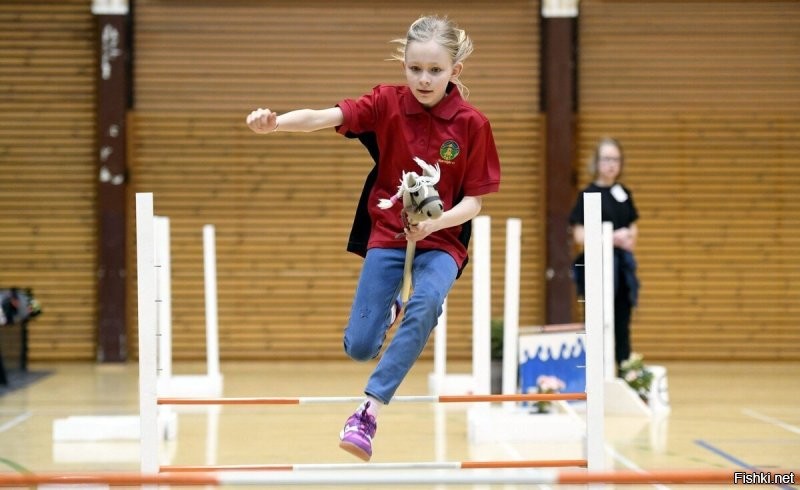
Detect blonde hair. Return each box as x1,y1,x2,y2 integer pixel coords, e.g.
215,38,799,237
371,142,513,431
589,137,625,179
390,15,474,98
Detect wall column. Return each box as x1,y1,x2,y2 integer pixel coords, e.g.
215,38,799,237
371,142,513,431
93,0,131,362
541,0,578,324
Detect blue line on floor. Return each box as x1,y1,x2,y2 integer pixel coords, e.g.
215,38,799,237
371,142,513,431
695,439,796,490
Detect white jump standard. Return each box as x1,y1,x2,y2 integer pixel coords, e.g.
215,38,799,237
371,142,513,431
155,217,224,399
134,192,609,481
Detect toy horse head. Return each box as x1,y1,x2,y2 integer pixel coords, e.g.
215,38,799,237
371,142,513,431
402,157,443,225
376,157,444,225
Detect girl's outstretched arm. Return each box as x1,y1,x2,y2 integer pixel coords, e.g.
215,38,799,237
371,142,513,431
246,107,344,134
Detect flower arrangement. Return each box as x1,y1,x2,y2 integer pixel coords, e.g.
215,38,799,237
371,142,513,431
619,352,654,403
533,375,565,413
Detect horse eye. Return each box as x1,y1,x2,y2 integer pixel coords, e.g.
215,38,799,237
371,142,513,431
413,191,419,197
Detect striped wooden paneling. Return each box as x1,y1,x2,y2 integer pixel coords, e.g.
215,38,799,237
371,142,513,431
0,0,97,361
579,1,800,113
578,1,800,360
130,1,542,361
132,1,540,114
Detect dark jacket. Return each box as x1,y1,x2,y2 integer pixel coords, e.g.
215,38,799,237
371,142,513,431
573,248,639,307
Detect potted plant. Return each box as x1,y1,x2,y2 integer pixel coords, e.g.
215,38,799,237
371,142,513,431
532,375,566,413
619,352,654,403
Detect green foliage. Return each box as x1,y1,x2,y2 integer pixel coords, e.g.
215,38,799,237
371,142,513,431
491,318,504,360
619,352,654,402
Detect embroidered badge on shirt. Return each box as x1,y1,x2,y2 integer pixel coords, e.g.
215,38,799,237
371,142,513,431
438,140,460,164
611,184,629,203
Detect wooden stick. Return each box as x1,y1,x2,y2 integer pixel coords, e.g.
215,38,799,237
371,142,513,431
401,241,415,305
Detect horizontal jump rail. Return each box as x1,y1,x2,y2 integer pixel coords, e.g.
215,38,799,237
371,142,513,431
0,468,762,486
160,459,588,472
157,392,587,405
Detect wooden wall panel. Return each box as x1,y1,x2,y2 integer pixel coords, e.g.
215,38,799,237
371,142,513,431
130,1,543,361
0,0,97,361
133,1,540,114
578,1,800,360
580,1,800,113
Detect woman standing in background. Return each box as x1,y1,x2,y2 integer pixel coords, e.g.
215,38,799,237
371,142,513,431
569,137,639,371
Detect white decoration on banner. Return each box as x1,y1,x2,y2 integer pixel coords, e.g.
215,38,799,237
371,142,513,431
101,24,121,80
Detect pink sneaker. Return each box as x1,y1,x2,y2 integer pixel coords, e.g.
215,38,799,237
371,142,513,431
338,402,377,461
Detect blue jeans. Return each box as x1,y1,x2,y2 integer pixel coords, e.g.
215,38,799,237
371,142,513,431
343,247,457,404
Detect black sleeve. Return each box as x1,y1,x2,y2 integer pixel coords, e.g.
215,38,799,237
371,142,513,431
568,192,585,225
344,131,380,256
626,187,639,223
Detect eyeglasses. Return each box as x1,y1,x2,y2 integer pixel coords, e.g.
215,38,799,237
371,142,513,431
598,156,621,163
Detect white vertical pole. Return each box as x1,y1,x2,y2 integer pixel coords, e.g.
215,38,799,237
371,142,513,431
472,216,491,395
602,222,616,381
433,298,447,394
154,216,172,382
205,405,221,467
583,193,606,473
136,193,159,479
433,302,448,488
502,218,521,409
433,301,448,488
433,403,447,490
203,225,220,378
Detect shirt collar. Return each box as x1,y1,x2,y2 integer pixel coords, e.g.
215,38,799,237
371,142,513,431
402,83,462,120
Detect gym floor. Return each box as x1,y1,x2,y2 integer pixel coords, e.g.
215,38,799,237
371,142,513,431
0,359,798,489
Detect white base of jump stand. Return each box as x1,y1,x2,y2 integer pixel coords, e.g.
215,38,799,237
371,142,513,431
427,373,474,396
158,373,224,398
604,379,650,416
52,411,178,442
467,405,584,444
52,440,140,463
52,438,178,464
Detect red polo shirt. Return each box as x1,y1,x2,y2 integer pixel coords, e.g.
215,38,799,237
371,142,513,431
336,84,501,269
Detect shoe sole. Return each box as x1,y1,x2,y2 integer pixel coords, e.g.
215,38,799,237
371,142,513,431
389,300,403,330
339,440,371,461
377,300,403,354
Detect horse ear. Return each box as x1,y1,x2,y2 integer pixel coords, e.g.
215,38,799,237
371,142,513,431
421,163,440,182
